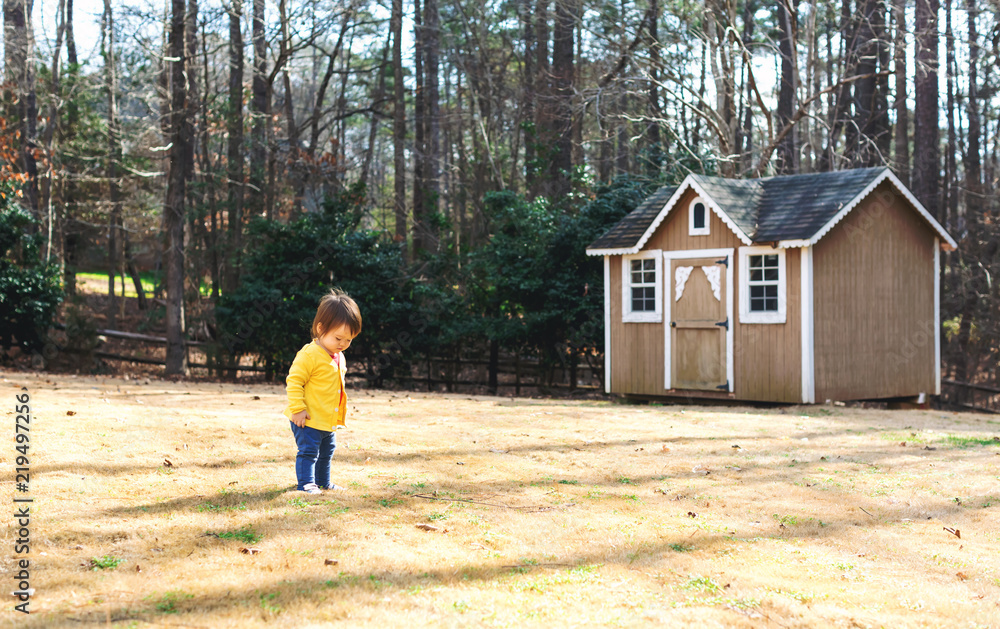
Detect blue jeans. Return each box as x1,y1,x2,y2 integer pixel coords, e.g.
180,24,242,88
289,423,336,489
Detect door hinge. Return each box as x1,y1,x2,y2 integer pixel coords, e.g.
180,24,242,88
717,381,730,391
715,256,729,267
715,318,729,330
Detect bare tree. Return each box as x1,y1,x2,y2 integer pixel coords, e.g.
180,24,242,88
164,0,190,375
225,0,244,293
912,0,940,220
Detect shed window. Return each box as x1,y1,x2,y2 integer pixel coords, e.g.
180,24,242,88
748,254,779,312
630,259,657,311
688,197,710,236
738,247,786,324
622,251,662,323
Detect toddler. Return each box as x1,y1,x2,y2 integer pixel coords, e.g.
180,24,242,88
283,289,362,494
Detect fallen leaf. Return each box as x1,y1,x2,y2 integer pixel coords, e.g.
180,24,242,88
163,459,173,467
731,444,741,449
416,524,440,532
956,572,968,581
253,395,260,400
66,410,76,416
899,442,906,447
324,559,339,566
239,547,262,555
943,527,961,539
135,565,141,573
687,511,697,518
661,445,671,453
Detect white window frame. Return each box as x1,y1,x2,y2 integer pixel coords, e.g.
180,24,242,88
739,246,786,324
688,196,711,236
622,250,662,323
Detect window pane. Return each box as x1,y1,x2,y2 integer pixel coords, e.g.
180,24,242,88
632,287,656,312
764,268,778,281
750,286,765,299
764,254,778,267
750,269,762,282
693,202,706,229
749,255,762,269
750,297,764,312
631,260,643,272
764,285,777,299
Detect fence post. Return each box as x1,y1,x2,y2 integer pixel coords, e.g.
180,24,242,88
515,353,521,396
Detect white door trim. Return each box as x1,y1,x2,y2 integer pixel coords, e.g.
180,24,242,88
663,248,735,392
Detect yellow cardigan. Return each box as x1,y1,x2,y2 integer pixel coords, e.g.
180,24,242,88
283,341,348,431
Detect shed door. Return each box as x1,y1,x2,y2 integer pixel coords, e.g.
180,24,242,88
670,258,728,390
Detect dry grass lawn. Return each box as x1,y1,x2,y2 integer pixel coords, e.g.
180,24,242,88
2,369,999,628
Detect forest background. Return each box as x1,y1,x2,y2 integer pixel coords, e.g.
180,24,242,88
0,0,997,394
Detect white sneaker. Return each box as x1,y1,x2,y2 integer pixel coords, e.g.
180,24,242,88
300,483,322,495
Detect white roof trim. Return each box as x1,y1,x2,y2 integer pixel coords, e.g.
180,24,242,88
807,169,958,251
586,177,754,257
586,247,637,257
776,239,811,248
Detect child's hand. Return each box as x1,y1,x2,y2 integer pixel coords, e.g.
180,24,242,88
289,410,310,427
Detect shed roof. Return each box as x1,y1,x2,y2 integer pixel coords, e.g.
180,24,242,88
586,167,958,255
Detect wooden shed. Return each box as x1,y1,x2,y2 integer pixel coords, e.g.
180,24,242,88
586,167,958,403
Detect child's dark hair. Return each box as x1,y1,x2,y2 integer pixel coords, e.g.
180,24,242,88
311,289,362,338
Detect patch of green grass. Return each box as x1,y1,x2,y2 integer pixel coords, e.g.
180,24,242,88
148,590,193,613
197,501,247,513
210,525,262,544
88,555,123,571
772,513,800,527
558,479,580,485
378,497,402,508
944,435,1000,449
428,512,448,521
259,592,281,614
681,575,721,594
669,543,694,552
617,476,636,485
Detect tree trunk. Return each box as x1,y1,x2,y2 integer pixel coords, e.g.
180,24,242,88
3,0,40,221
912,0,940,220
424,0,441,250
892,0,909,184
102,0,122,329
548,0,575,199
776,0,798,174
391,0,407,257
225,0,244,294
645,0,663,174
164,0,189,375
964,0,981,197
66,0,77,65
943,0,957,230
412,0,426,254
248,0,267,219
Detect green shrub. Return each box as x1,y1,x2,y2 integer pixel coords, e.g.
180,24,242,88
0,182,63,354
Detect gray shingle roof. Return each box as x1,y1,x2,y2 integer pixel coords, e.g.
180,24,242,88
586,185,678,252
587,167,894,252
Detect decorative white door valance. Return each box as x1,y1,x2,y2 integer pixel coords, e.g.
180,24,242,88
702,265,722,301
674,266,693,301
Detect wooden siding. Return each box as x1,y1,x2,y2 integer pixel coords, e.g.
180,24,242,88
813,181,937,400
608,255,664,395
608,189,802,402
734,248,802,402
